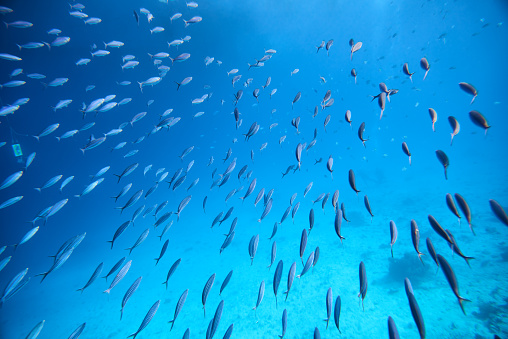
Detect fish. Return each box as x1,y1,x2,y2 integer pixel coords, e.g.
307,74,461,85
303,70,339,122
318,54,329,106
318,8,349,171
407,288,426,338
121,277,142,320
125,229,149,255
292,91,301,109
284,262,296,300
445,193,462,224
220,270,233,296
334,295,342,333
437,254,470,314
202,273,216,317
12,226,39,251
324,287,333,328
0,171,23,190
489,199,508,226
350,41,362,60
67,323,86,339
127,300,160,338
326,39,334,56
25,320,45,339
0,196,23,210
154,240,169,265
104,260,132,293
162,258,181,289
116,190,142,214
253,280,265,312
248,234,260,265
349,169,360,194
297,251,314,278
389,221,398,257
37,248,74,283
435,150,449,180
364,195,373,220
454,193,474,235
102,257,126,281
280,309,287,338
402,142,411,165
168,289,189,330
403,63,414,82
76,263,103,293
458,82,477,104
175,195,191,221
334,210,346,244
410,220,425,264
358,122,368,147
469,110,490,134
358,261,367,311
448,116,460,145
445,229,474,267
426,238,439,269
420,57,430,80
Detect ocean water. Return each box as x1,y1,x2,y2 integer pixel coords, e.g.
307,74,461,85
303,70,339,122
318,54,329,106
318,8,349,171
0,0,507,338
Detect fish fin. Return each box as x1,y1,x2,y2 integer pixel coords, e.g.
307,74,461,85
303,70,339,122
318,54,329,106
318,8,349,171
34,188,41,192
35,272,49,283
458,297,471,315
168,320,175,330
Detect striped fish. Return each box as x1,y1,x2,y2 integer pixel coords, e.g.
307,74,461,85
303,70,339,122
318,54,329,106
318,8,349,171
248,234,259,265
202,273,216,317
103,257,126,281
128,300,160,338
280,309,287,338
273,261,283,308
104,260,132,294
125,229,149,254
163,258,181,289
121,277,142,320
108,221,131,249
284,262,296,300
220,270,233,296
25,320,45,339
334,295,342,333
168,289,189,330
253,280,265,313
76,262,103,293
38,248,73,283
208,300,224,339
68,323,86,339
154,240,169,265
324,288,332,328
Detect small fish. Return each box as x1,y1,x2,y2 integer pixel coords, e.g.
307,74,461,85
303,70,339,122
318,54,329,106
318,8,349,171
469,110,490,135
358,261,367,311
402,142,411,165
459,82,477,104
389,221,398,257
403,63,414,82
437,254,470,314
410,220,424,265
489,199,508,226
253,280,265,312
420,57,430,80
350,41,362,60
406,285,426,338
104,260,132,293
448,116,460,145
127,300,160,338
435,150,449,180
428,108,438,131
349,169,360,194
168,289,189,330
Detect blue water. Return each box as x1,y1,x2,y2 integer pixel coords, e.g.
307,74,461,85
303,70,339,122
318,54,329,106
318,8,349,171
0,0,507,338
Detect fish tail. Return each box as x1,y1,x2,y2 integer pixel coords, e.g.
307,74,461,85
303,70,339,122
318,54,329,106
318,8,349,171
154,258,160,266
34,188,41,192
458,297,471,315
127,332,137,339
174,81,181,90
56,137,60,141
106,240,113,249
391,246,393,258
469,223,475,236
33,135,40,142
103,41,107,49
35,272,49,283
103,288,111,294
465,256,475,268
16,44,21,51
418,252,425,265
76,287,84,293
4,22,8,29
168,320,175,330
